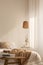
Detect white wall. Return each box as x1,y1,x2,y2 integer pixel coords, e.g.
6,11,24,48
0,0,39,49
0,0,42,52
38,0,43,57
0,0,27,48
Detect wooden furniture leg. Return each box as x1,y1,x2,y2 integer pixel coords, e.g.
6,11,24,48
4,59,8,65
19,59,22,65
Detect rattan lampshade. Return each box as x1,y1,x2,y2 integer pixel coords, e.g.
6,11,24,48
23,21,29,28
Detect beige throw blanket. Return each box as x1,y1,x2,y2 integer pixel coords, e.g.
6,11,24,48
10,49,41,65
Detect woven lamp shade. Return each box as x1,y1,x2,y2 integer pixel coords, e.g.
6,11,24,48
23,21,29,28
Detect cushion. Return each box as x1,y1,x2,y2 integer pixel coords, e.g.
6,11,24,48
0,42,10,49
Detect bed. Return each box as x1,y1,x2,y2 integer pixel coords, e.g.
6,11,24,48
0,42,41,65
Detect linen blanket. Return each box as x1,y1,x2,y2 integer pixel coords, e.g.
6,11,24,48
10,48,41,65
0,48,41,65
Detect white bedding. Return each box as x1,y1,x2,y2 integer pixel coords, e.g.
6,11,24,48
23,50,41,65
29,51,41,62
0,48,41,65
18,47,41,65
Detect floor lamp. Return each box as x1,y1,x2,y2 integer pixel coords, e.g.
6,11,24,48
23,21,29,47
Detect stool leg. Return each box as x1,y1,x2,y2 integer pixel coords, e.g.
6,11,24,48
19,59,22,65
4,59,8,65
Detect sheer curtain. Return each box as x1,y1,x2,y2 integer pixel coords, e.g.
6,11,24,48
27,0,39,49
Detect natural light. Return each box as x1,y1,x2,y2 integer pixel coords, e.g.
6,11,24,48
29,17,34,48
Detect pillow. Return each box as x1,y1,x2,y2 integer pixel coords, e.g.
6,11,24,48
0,42,10,49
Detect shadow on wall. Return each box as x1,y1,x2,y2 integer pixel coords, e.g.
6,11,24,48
0,0,26,38
0,20,27,48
